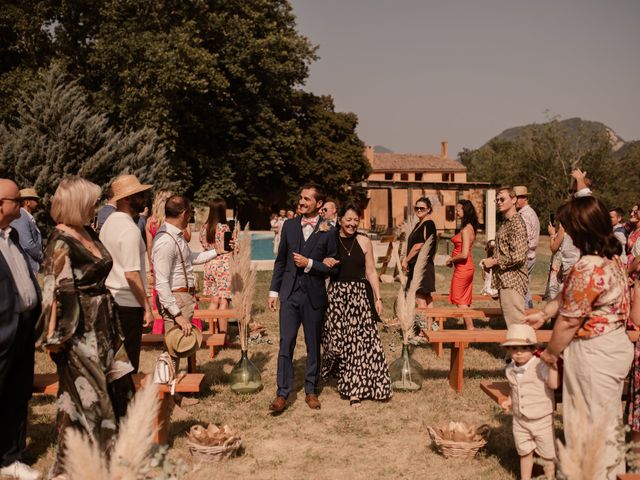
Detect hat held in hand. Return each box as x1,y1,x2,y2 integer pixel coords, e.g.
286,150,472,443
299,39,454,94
501,324,537,347
164,326,203,358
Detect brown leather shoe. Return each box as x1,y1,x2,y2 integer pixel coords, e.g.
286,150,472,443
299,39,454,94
305,393,321,410
269,396,287,413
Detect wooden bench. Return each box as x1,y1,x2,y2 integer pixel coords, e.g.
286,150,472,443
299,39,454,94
425,329,640,393
415,307,541,356
618,475,640,480
33,372,204,444
431,293,543,303
152,308,237,358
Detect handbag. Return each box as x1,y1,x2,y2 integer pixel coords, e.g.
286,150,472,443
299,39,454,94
152,352,177,395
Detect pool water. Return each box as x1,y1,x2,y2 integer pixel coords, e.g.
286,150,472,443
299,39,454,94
251,232,276,261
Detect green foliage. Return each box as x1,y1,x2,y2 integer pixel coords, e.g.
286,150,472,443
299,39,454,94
0,63,179,224
0,0,371,222
460,118,627,224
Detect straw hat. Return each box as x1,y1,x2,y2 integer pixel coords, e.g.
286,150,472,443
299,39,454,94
110,174,153,202
19,188,40,200
501,324,537,347
164,326,203,358
513,186,529,197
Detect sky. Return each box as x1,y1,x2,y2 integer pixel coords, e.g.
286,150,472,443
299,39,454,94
290,0,640,157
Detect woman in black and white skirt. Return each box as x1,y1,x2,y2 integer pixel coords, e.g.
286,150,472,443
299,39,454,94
321,203,392,408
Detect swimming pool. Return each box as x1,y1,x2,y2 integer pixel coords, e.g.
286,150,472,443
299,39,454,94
251,232,276,261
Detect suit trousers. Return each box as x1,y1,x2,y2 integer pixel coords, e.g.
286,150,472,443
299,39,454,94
0,313,35,467
115,305,144,374
277,287,324,398
499,288,525,326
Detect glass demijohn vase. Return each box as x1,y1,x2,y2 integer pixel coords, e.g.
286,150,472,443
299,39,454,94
230,350,263,394
389,343,424,391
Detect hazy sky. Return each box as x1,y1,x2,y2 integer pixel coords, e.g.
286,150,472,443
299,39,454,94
290,0,640,157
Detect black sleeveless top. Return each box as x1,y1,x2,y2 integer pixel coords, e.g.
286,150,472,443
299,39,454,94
336,234,365,281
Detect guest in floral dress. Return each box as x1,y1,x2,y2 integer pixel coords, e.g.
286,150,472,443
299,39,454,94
525,196,632,479
36,177,134,479
199,199,232,336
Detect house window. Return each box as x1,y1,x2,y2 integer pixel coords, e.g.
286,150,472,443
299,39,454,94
415,173,423,181
400,173,409,181
442,173,450,182
445,205,456,222
450,173,455,182
384,172,393,181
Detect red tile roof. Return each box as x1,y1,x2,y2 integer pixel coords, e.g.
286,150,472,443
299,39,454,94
371,153,466,173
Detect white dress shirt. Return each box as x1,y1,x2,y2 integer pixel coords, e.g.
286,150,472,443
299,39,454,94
151,222,217,317
518,205,540,261
0,226,38,313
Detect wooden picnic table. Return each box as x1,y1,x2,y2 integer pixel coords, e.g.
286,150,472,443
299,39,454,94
425,329,640,393
33,372,204,444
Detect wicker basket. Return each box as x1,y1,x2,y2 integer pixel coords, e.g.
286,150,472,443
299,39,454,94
187,436,242,462
427,423,490,459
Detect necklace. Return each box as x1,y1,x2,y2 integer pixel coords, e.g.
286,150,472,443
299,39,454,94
338,234,356,256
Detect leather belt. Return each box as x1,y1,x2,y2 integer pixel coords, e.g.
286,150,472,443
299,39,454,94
172,287,195,295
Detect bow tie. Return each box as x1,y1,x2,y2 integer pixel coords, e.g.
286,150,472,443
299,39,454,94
512,366,527,375
301,218,318,228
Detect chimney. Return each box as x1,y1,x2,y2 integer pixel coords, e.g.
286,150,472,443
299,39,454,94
364,145,374,163
440,140,448,158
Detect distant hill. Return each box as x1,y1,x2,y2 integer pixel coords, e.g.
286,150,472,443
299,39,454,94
493,117,626,151
373,145,393,153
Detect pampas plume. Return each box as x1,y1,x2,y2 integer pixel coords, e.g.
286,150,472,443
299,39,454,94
394,217,434,344
229,224,256,350
63,381,160,480
109,382,159,479
556,396,611,479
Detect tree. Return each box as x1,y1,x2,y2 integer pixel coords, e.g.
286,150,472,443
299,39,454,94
0,63,178,228
460,118,613,225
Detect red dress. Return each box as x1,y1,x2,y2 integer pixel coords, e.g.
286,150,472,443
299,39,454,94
448,232,475,306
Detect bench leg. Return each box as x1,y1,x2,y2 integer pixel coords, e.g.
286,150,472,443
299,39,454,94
187,354,197,373
154,391,170,444
209,318,217,359
449,342,465,393
431,317,444,357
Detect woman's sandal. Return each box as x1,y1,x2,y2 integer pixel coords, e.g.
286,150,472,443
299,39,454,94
350,398,361,409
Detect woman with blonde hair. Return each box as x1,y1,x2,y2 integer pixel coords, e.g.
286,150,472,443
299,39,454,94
37,177,134,479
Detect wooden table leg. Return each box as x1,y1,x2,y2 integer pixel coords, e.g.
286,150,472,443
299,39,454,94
154,391,169,444
431,317,444,357
209,317,217,358
187,354,197,373
449,342,465,393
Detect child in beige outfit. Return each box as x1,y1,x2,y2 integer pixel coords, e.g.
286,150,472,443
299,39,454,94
502,324,559,479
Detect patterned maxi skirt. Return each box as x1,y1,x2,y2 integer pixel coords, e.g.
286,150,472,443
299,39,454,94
321,280,392,400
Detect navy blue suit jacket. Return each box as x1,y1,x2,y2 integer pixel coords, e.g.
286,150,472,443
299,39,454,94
269,217,338,309
0,229,42,358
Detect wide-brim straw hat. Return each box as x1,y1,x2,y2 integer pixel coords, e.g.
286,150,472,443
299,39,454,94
501,324,537,347
111,174,153,202
513,186,529,197
19,188,40,200
164,326,203,358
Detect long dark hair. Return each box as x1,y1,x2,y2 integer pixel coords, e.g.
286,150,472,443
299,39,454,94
557,196,621,259
205,198,227,244
458,199,479,232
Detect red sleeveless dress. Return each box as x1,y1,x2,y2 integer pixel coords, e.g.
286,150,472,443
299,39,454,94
448,232,475,306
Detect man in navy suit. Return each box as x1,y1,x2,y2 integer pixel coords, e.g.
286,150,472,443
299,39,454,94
0,179,41,480
10,188,43,274
268,184,338,413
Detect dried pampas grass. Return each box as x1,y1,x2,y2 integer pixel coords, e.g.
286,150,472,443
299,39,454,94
63,381,159,480
557,396,616,479
394,218,433,344
229,224,256,351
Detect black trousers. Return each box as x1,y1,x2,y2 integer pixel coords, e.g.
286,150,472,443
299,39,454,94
116,305,144,374
276,287,324,398
0,314,35,467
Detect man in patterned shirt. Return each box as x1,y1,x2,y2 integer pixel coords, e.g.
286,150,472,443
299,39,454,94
514,186,540,308
483,186,528,326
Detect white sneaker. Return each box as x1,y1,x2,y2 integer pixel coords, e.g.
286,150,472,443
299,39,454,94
0,461,41,480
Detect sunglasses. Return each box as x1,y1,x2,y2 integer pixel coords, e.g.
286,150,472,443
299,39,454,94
495,197,508,204
320,208,328,213
414,206,427,212
0,197,21,204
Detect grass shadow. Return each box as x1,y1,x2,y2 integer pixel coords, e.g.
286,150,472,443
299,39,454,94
249,351,273,373
199,357,236,394
24,420,56,464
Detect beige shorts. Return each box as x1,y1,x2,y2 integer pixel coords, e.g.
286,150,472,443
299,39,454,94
512,413,556,459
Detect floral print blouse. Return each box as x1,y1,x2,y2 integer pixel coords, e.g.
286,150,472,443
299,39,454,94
559,254,629,337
